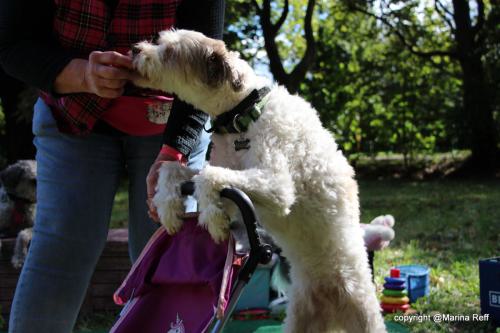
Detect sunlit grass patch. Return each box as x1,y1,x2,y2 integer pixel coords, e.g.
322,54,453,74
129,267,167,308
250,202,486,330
361,179,500,332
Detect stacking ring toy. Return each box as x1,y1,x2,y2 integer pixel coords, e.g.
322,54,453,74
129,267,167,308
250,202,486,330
381,303,410,313
383,283,406,290
384,276,406,285
383,289,407,297
380,295,410,305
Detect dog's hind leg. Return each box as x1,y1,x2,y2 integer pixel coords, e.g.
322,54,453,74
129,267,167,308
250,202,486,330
192,164,295,242
284,272,386,333
332,279,386,333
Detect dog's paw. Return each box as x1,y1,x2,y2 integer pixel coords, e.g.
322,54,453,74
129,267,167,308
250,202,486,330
193,169,230,243
156,162,196,193
154,195,184,235
153,162,198,234
11,250,27,269
11,255,24,269
199,204,230,243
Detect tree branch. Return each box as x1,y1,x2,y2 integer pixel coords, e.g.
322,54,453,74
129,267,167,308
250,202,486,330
434,0,455,32
251,0,262,14
472,0,485,35
349,4,456,59
272,0,289,33
289,0,316,92
255,0,288,84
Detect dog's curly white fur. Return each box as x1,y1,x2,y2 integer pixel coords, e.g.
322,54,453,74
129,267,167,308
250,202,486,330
153,162,196,235
133,29,386,333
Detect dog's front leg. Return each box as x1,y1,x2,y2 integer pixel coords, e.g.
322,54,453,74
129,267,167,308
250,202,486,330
153,162,197,235
193,164,295,242
11,227,33,268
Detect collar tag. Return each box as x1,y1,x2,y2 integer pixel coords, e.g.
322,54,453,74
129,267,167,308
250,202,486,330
234,138,251,151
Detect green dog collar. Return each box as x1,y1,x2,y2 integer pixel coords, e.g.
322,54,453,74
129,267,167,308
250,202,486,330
207,87,271,134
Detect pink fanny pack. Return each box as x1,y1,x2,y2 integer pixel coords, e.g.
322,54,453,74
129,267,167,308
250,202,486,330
110,217,240,333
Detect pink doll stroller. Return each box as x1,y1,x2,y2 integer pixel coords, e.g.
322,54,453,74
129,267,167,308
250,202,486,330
110,182,273,333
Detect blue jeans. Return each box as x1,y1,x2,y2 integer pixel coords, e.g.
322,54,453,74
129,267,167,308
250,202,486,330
8,99,209,333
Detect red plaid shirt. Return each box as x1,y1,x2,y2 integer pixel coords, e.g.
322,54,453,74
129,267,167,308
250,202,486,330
40,0,181,134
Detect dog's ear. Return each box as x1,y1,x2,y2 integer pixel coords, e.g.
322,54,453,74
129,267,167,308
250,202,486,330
205,43,243,92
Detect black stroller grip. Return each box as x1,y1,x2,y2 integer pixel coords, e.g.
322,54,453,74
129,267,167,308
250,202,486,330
180,180,195,196
180,181,272,273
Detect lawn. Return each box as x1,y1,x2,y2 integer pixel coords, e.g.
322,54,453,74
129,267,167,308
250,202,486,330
74,178,500,332
361,179,500,332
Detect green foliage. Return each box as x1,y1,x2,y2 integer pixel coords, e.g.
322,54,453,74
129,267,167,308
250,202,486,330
225,0,498,160
302,3,462,160
225,1,262,65
110,179,129,229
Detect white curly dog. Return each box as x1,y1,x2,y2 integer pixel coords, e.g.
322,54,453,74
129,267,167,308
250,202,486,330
132,29,386,333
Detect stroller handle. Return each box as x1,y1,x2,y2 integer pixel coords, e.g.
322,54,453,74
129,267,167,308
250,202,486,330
180,181,272,278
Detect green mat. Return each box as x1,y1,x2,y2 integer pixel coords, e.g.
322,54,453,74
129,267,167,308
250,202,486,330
223,319,283,333
30,320,408,333
222,319,408,333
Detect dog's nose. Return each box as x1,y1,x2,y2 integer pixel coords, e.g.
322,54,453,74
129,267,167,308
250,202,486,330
131,45,141,56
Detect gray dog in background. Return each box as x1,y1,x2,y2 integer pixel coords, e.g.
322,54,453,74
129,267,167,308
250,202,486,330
0,160,36,268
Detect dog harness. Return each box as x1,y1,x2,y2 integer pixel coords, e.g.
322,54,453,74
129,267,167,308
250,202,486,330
207,87,271,135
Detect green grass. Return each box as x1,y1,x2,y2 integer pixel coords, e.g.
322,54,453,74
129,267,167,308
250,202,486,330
75,312,119,332
110,180,129,229
360,179,500,332
85,178,500,333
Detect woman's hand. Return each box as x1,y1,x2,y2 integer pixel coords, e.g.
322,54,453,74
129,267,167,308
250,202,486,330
54,51,133,97
146,154,179,222
146,147,188,222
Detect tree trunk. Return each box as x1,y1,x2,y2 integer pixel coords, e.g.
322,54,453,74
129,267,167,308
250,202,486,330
256,0,316,94
458,56,498,172
452,0,498,174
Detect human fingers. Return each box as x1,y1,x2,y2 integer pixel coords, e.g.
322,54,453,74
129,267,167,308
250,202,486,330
91,63,132,80
85,55,129,97
89,50,133,69
146,163,161,200
147,198,160,222
94,87,125,99
146,164,162,223
93,76,128,90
